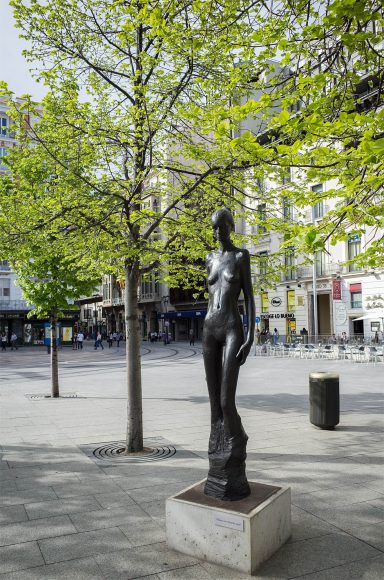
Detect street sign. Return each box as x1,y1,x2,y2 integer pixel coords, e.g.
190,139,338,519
255,316,260,323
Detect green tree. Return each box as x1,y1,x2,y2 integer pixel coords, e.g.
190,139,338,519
2,0,383,452
0,116,101,397
4,0,289,452
14,252,99,397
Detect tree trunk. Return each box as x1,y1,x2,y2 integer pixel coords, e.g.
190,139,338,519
125,263,143,452
50,311,59,398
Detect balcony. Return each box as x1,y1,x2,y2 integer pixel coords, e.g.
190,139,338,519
112,297,124,306
0,260,11,272
296,263,344,279
138,291,160,303
0,299,31,311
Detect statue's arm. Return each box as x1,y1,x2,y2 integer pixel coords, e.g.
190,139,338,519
236,250,255,365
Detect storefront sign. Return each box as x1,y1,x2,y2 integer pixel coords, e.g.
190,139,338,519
270,297,282,307
335,303,347,324
287,290,295,312
261,313,295,319
332,280,342,300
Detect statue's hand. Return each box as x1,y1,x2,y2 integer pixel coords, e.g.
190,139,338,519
236,341,252,366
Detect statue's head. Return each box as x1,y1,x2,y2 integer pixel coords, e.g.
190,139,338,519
212,208,235,242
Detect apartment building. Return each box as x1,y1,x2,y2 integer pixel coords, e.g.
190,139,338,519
0,98,80,345
0,99,32,342
253,175,384,342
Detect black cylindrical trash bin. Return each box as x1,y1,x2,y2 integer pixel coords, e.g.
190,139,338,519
309,372,339,429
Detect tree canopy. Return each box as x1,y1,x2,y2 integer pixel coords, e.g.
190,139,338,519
1,0,383,447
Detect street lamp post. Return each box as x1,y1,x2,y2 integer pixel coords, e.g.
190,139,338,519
92,294,99,337
162,295,169,343
312,258,318,343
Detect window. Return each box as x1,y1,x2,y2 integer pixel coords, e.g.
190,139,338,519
257,204,267,233
350,283,362,308
315,251,328,276
282,169,291,185
102,281,110,300
284,249,295,280
258,252,268,277
351,292,362,309
261,292,269,313
283,198,294,221
287,290,295,312
0,279,10,299
0,147,8,166
348,235,361,272
312,201,324,220
311,184,324,220
0,260,10,271
0,115,8,136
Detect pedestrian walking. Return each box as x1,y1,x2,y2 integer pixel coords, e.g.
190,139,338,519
1,332,7,351
77,331,84,350
72,332,77,350
108,332,113,348
96,331,104,350
116,332,121,347
10,332,18,350
189,328,195,346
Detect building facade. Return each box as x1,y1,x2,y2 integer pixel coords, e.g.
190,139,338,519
0,98,80,346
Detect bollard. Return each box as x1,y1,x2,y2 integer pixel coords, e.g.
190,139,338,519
309,372,339,430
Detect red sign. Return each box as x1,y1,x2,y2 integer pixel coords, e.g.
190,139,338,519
332,280,342,300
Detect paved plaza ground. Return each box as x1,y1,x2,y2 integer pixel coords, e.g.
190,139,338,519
0,342,383,579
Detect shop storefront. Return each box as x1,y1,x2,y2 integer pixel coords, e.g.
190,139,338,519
158,309,207,341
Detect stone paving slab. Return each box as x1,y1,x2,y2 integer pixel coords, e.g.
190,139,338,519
254,532,381,578
0,344,383,578
0,541,44,575
0,556,104,579
0,514,76,547
69,504,152,533
0,505,28,526
296,554,384,580
24,496,103,520
38,526,133,564
95,541,198,579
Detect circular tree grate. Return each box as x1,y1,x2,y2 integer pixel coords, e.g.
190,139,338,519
92,441,176,463
26,393,80,400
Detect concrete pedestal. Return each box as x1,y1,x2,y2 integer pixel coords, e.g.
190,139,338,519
166,479,291,575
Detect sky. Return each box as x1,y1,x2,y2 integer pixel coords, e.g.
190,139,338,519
1,0,47,99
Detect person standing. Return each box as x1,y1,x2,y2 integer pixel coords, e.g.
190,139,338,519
273,328,279,345
189,328,195,346
116,332,121,347
77,331,84,350
10,332,18,350
1,332,7,351
108,332,113,348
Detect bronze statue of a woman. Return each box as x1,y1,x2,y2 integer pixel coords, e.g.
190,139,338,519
203,208,255,501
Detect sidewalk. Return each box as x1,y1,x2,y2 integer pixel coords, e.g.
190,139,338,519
0,344,383,579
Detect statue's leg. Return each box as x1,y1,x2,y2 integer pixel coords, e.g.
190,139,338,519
202,333,222,424
221,334,242,436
